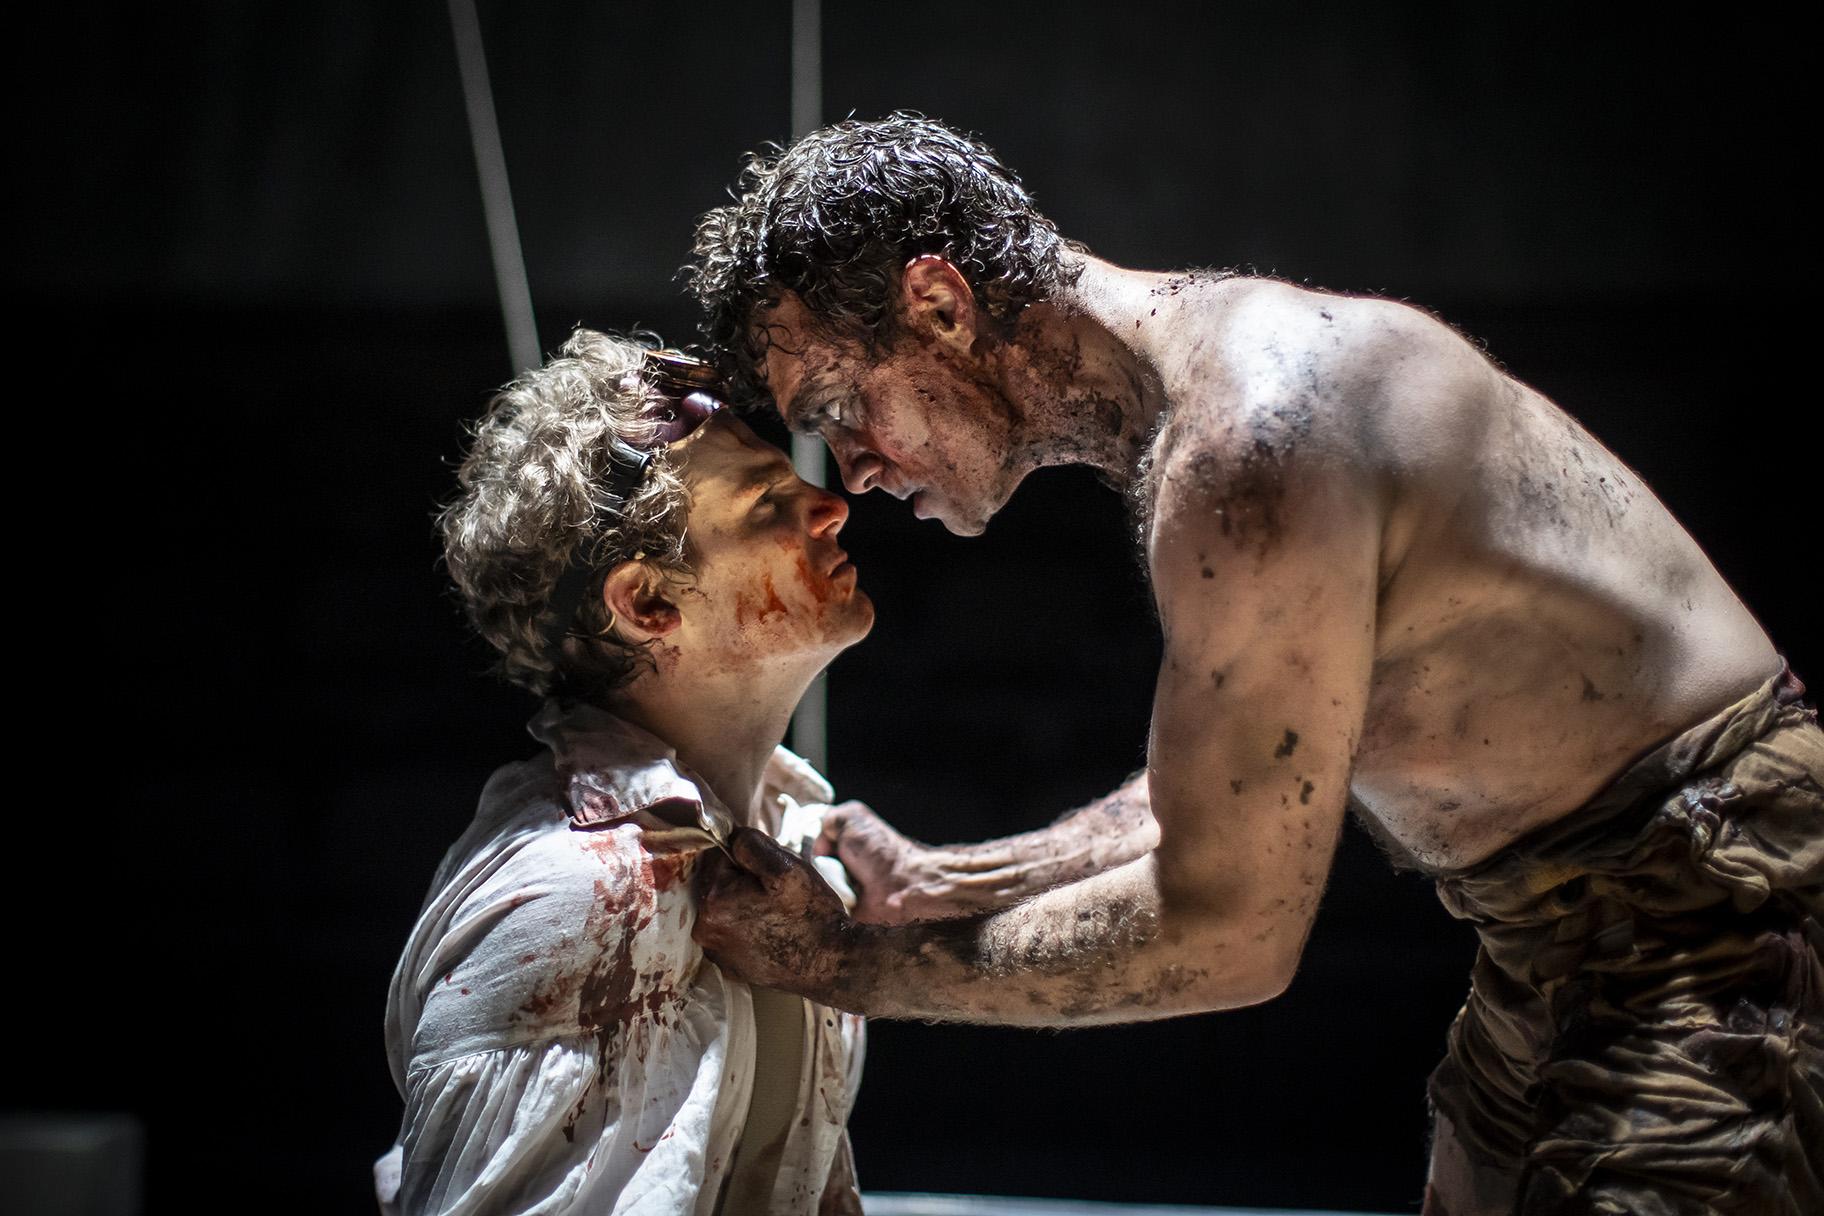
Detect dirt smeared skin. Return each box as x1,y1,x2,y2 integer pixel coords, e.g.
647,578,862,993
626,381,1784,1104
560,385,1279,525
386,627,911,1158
1012,322,1156,479
695,824,1237,1028
874,871,1215,1025
1135,332,1320,562
1194,402,1315,555
694,830,860,1003
704,252,1784,1045
818,774,1161,925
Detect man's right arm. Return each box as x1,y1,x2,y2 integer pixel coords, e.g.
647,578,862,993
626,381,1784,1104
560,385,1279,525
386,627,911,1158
817,774,1159,923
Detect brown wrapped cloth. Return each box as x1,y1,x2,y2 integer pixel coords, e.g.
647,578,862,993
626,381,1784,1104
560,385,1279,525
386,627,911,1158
1424,666,1824,1216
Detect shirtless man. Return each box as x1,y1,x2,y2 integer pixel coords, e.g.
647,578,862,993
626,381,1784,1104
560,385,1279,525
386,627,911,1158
685,115,1823,1213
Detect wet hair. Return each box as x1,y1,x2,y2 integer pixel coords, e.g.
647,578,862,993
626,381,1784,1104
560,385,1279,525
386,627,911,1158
439,328,692,701
687,112,1083,405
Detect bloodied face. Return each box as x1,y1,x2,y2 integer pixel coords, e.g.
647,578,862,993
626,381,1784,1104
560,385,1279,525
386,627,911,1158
655,411,873,667
756,293,1023,537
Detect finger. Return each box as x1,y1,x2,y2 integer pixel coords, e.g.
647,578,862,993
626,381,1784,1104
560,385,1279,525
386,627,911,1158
728,826,802,883
813,805,854,857
833,810,896,867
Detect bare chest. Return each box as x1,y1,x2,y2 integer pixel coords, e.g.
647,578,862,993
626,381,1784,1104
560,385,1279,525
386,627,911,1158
1346,398,1774,867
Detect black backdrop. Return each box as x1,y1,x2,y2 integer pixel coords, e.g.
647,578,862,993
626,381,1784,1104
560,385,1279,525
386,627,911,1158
13,4,1808,1213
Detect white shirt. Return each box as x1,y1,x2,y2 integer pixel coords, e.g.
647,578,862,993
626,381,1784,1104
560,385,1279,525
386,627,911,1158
376,702,865,1214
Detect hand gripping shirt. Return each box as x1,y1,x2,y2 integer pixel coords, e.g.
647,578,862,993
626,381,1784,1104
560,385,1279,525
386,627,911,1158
376,702,865,1215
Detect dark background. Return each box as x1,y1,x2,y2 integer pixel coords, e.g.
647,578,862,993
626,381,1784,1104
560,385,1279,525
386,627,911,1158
14,3,1808,1213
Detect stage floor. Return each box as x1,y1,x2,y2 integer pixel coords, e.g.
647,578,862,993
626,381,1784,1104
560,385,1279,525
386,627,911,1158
864,1195,1390,1216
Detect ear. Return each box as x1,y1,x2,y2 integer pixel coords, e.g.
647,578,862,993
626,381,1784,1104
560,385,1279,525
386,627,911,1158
600,560,682,643
900,255,978,354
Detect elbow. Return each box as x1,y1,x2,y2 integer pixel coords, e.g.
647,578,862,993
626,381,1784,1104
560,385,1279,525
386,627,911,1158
1204,931,1300,1007
1241,945,1301,1005
1169,943,1294,1012
1161,905,1304,1010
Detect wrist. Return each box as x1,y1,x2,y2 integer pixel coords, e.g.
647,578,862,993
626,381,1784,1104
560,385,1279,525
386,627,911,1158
903,843,958,885
822,919,887,1012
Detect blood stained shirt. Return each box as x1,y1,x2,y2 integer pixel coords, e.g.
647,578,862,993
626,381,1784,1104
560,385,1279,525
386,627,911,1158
376,701,865,1214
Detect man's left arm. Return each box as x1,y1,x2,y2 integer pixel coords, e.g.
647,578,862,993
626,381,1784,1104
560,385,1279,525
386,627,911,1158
697,363,1384,1025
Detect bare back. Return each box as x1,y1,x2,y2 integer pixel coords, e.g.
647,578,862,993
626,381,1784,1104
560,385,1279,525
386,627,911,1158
1139,279,1777,870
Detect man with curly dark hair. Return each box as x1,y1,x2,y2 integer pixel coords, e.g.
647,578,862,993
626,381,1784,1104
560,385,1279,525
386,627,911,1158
687,115,1824,1212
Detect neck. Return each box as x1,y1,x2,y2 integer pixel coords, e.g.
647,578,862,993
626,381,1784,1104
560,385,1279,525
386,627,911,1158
607,653,823,826
994,255,1205,485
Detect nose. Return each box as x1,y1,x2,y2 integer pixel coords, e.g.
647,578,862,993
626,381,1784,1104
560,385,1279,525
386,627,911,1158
836,447,886,495
807,485,848,538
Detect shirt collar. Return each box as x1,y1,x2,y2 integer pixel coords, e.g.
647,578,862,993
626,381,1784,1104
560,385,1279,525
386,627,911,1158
526,700,833,847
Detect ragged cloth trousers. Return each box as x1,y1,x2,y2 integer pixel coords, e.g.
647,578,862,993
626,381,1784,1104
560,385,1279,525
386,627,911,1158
1425,667,1824,1215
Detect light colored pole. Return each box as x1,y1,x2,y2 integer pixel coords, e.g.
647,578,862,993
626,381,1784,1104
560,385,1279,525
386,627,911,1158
788,0,829,773
448,0,540,375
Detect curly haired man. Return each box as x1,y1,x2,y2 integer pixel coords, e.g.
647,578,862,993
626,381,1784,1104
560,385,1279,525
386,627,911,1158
376,330,872,1215
686,115,1824,1214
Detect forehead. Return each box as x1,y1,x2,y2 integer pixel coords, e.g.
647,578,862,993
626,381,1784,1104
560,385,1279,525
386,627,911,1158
671,412,792,500
752,294,853,424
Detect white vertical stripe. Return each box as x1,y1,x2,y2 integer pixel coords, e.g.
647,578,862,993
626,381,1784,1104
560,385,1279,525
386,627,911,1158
789,0,829,774
448,0,539,375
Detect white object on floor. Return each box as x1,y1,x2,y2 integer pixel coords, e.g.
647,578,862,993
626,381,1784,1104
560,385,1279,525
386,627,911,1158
862,1195,1389,1216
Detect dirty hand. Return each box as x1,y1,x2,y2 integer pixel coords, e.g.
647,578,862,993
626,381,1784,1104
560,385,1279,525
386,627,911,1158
814,800,959,924
694,827,857,1002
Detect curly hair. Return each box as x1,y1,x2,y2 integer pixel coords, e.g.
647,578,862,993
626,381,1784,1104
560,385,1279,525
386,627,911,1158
687,112,1082,404
439,328,693,701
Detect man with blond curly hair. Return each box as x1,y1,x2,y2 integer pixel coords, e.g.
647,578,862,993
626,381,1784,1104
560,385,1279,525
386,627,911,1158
686,115,1824,1213
376,329,873,1215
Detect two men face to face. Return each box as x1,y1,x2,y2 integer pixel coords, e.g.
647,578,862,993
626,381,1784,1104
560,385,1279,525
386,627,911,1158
753,290,1021,538
652,263,1010,674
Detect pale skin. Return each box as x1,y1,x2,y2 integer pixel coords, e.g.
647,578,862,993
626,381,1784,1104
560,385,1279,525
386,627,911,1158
598,410,873,823
691,252,1780,1033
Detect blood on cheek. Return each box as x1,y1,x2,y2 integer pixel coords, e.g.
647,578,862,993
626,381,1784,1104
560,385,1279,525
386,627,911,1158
792,553,836,607
731,572,791,628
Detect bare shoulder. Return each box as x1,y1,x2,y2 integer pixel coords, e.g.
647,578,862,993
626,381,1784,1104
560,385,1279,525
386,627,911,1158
1145,284,1383,553
1194,279,1497,410
1145,282,1501,557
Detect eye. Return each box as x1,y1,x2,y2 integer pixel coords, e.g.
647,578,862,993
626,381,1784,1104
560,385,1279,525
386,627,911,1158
750,483,785,516
804,396,848,433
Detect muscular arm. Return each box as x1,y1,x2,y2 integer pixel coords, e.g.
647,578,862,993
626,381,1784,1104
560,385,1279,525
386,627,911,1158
821,774,1158,922
827,392,1382,1021
708,443,1377,1025
698,292,1489,1026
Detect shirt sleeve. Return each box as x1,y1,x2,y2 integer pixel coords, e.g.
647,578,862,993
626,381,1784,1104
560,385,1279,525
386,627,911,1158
408,821,702,1069
389,821,728,1215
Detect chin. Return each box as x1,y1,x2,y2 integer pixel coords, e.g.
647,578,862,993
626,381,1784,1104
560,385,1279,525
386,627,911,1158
938,507,990,537
832,592,875,644
792,595,874,662
930,486,1005,537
